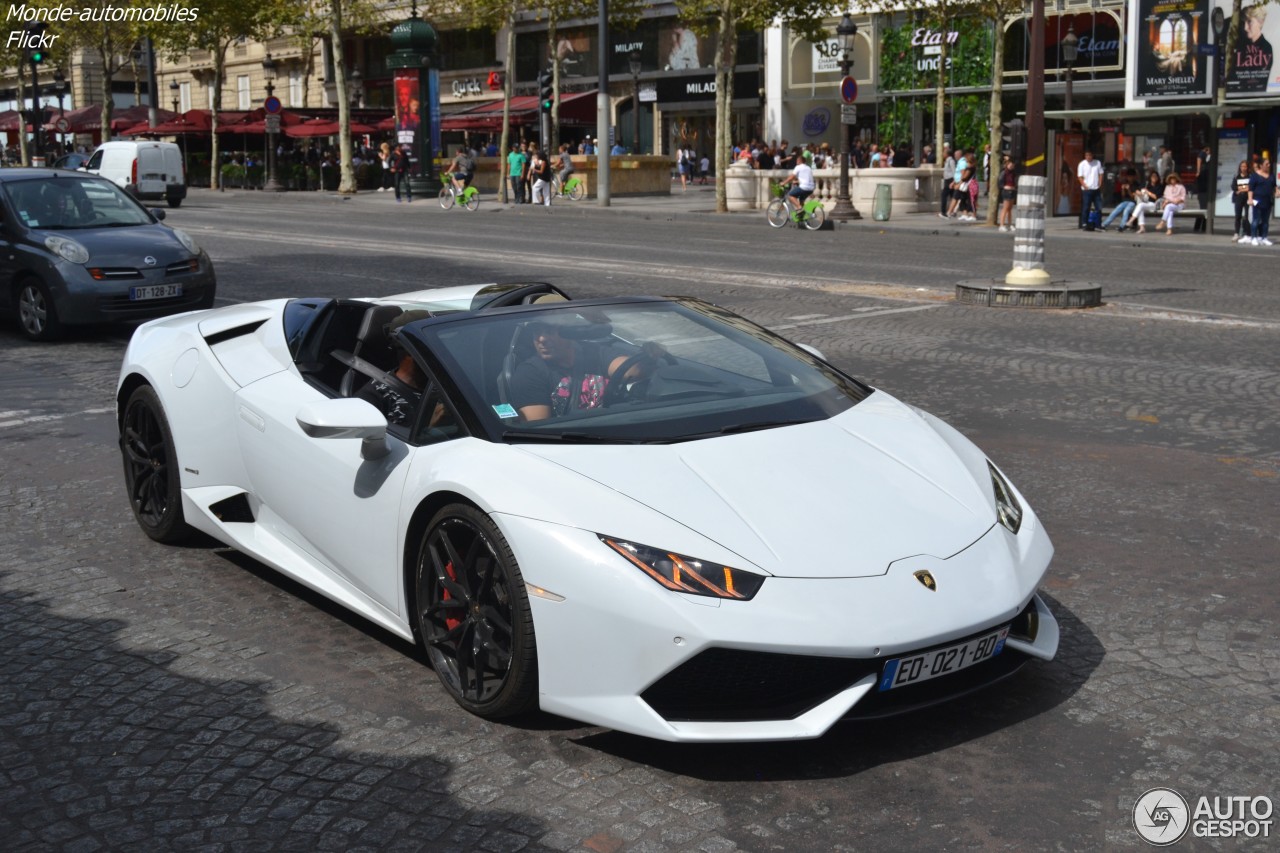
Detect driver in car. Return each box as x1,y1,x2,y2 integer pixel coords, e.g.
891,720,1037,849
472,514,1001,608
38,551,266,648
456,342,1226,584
511,319,656,421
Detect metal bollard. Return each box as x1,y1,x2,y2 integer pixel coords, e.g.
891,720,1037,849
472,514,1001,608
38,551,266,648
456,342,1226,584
1006,175,1051,285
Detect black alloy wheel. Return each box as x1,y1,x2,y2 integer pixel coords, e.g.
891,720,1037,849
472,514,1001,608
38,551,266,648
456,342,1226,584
120,385,192,543
415,504,537,718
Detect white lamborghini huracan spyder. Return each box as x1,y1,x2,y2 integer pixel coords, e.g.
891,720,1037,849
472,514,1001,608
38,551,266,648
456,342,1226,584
117,282,1059,742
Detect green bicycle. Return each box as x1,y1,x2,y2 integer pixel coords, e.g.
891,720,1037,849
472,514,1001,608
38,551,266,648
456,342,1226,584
550,173,585,201
766,182,826,231
439,173,480,211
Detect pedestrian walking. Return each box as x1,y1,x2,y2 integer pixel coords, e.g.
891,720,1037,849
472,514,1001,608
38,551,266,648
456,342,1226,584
378,142,393,192
529,145,552,207
1246,159,1275,246
506,143,527,204
392,143,412,203
1231,160,1252,242
1077,150,1103,229
1193,144,1212,232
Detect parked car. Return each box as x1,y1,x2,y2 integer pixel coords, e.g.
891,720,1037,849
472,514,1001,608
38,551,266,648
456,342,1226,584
52,152,91,171
82,140,186,208
116,283,1059,742
0,169,215,340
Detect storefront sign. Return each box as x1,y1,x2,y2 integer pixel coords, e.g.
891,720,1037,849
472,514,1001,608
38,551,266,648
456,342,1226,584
803,107,831,136
1003,11,1125,77
1133,0,1212,100
655,70,761,105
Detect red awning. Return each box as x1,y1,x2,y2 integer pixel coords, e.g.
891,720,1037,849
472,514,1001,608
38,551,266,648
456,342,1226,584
122,109,214,135
284,117,376,138
440,91,598,131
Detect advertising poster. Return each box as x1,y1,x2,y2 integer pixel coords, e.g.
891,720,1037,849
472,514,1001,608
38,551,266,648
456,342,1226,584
1215,128,1251,215
1134,0,1212,99
1054,133,1086,216
1217,0,1280,97
659,21,713,71
394,69,420,145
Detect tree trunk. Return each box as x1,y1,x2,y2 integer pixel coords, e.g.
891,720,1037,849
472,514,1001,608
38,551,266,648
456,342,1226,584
211,50,224,190
499,15,516,203
713,3,737,213
331,1,357,194
934,37,948,159
17,62,28,166
1216,0,1243,127
548,14,559,152
98,44,116,148
985,13,1006,225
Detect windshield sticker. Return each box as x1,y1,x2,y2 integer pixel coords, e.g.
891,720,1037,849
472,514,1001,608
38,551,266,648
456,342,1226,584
492,403,519,419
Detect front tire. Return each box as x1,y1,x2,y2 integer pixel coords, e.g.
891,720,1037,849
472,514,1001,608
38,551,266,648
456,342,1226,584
15,277,60,341
120,385,194,543
414,504,537,718
438,187,455,210
803,204,827,231
766,199,790,228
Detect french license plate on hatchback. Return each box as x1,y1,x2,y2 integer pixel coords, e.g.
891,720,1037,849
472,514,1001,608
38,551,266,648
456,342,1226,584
129,284,182,301
878,625,1010,691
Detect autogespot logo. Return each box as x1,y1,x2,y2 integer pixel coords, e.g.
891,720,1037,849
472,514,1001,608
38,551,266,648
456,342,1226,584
1134,787,1190,846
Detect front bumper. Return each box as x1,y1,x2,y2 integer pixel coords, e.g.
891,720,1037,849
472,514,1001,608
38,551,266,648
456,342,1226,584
49,253,216,325
497,512,1057,742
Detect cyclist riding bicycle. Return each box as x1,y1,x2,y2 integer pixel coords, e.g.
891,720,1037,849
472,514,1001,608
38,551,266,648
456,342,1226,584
778,150,815,214
447,147,475,195
556,143,575,188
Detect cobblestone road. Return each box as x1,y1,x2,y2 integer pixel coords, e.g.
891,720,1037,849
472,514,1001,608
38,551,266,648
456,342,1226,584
2,194,1276,851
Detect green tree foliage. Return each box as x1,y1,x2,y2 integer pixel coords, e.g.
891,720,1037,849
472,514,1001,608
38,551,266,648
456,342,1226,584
677,0,842,212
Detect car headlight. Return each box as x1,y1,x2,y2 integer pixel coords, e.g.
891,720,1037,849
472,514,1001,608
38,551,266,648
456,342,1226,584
600,536,765,600
44,235,89,264
988,461,1023,534
170,227,199,255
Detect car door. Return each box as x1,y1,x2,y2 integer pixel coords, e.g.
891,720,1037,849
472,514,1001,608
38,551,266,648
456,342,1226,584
233,369,414,618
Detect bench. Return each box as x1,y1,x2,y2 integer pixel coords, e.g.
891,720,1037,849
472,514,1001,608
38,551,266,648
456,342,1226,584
1171,207,1209,232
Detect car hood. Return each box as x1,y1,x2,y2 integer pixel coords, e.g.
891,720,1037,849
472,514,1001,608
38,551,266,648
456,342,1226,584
32,225,191,265
516,393,997,578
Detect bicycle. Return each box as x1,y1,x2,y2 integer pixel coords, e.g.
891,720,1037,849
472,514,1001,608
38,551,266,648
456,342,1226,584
550,173,585,201
438,173,480,211
766,182,826,231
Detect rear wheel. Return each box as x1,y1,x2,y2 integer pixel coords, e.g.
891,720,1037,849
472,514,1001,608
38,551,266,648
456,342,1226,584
414,504,537,718
438,187,455,210
803,204,827,231
566,178,584,201
462,188,480,211
766,199,790,228
166,195,183,209
120,385,194,543
15,277,60,341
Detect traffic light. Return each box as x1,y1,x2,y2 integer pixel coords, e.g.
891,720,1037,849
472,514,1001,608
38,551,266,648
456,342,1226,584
27,22,48,64
1002,119,1026,164
538,69,553,112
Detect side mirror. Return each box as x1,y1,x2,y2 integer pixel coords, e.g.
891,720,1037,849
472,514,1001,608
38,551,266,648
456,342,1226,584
149,208,166,221
797,343,826,361
296,398,390,460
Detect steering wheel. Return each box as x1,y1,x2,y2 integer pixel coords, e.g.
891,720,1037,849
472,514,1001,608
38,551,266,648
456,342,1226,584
601,346,675,406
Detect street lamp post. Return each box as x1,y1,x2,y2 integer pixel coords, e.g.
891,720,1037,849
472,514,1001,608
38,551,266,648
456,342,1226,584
169,79,180,114
830,13,862,221
261,53,284,193
629,50,641,155
347,68,363,109
1062,22,1079,113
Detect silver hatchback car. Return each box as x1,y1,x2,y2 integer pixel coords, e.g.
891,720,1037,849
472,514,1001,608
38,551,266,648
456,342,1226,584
0,169,216,341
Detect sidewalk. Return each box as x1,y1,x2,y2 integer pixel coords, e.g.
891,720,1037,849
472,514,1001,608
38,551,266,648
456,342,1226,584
197,182,1233,241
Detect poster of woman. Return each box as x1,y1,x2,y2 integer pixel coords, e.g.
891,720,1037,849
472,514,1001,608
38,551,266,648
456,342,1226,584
1220,1,1278,96
394,70,420,143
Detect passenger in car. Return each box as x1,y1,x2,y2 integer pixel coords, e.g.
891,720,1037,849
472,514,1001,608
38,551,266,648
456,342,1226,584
357,311,431,425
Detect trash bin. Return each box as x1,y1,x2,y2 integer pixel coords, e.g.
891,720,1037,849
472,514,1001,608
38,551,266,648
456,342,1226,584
873,184,892,221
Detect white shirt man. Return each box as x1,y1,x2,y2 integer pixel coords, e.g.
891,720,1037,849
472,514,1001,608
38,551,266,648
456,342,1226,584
1077,151,1104,228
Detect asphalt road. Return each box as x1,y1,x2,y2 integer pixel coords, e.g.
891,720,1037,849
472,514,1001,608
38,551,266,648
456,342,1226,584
1,190,1277,852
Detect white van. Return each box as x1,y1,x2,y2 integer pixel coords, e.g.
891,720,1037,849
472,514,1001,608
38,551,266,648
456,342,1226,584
83,141,186,208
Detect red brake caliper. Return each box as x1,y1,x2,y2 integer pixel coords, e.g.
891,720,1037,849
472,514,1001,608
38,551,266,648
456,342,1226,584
442,560,462,631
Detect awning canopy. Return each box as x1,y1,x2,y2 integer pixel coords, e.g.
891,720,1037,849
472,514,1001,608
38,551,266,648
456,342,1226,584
441,91,598,131
1043,98,1280,121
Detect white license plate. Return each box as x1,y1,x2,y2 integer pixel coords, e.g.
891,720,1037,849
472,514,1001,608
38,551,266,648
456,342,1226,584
130,284,182,301
878,625,1010,691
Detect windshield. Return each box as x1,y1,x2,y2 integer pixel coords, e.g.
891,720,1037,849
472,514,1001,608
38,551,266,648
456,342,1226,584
3,176,153,230
422,299,872,444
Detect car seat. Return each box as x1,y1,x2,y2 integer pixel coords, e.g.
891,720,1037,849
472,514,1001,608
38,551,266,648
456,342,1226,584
338,304,403,397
